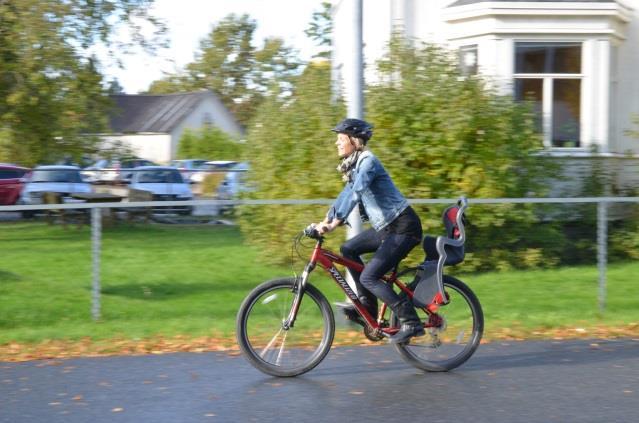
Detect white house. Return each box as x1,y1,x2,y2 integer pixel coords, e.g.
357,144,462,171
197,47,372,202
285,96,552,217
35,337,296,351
331,0,639,192
105,90,243,164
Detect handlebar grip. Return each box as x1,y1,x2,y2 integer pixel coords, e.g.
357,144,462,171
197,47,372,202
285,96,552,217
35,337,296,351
304,224,322,240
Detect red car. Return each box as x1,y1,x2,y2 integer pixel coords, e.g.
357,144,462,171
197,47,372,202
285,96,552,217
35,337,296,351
0,164,30,205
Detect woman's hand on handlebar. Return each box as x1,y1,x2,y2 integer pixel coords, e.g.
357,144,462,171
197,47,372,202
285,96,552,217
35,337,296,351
315,218,341,235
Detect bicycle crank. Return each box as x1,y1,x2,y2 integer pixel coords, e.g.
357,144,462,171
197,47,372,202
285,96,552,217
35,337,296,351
363,325,385,342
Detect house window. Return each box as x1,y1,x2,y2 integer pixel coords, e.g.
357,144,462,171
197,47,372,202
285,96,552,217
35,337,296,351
514,42,582,148
459,44,478,76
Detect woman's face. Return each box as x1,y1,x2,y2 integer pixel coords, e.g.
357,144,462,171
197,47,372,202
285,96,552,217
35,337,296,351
335,133,355,158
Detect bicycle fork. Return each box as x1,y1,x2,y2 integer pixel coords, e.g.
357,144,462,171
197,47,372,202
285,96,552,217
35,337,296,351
282,261,315,330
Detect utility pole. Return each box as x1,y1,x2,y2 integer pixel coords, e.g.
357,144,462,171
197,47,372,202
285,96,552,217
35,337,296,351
344,0,364,296
346,0,364,241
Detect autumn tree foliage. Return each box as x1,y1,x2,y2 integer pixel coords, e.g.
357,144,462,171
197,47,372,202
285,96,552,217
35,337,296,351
0,0,165,166
148,14,300,127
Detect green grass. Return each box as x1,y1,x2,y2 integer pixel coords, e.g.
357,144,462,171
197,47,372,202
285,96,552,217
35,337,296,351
0,221,342,344
468,263,639,332
1,221,638,346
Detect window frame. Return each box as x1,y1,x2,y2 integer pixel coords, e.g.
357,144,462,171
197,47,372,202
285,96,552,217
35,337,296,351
513,41,584,150
459,44,478,77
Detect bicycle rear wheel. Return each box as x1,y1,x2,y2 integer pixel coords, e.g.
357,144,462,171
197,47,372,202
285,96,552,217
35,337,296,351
393,271,483,372
236,278,335,377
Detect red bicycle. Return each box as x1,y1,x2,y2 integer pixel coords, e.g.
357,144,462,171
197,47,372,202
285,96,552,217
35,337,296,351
236,197,483,377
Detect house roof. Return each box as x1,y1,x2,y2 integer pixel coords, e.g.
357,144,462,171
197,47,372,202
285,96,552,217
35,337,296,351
109,90,226,134
448,0,615,6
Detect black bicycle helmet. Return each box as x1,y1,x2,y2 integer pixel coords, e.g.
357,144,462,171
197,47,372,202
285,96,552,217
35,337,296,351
331,118,373,143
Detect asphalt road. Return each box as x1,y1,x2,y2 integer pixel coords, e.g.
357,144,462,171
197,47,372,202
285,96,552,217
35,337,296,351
2,339,638,423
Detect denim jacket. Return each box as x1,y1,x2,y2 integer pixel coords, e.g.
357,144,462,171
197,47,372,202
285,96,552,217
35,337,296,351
327,151,409,231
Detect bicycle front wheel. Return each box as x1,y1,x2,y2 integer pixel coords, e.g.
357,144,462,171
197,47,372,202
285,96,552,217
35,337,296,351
393,272,483,372
236,278,335,377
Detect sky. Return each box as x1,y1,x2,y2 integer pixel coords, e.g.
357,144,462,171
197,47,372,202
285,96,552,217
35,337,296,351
104,0,326,94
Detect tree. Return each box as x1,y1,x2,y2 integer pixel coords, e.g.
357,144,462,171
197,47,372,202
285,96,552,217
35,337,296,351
107,79,125,95
0,0,165,166
237,60,345,261
147,14,300,126
305,2,333,59
176,127,243,160
239,36,563,270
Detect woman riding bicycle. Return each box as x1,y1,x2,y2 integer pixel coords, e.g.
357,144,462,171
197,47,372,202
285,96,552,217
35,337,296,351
315,118,424,344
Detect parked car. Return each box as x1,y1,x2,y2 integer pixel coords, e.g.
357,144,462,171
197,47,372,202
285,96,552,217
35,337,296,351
82,158,156,184
128,166,194,215
216,162,251,200
18,165,92,217
169,159,208,182
216,162,252,215
189,160,239,184
0,163,30,205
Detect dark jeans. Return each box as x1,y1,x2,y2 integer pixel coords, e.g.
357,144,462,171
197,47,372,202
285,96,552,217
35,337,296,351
340,207,422,310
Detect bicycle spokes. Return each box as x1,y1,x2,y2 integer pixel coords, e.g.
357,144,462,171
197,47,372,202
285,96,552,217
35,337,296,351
260,328,289,366
393,276,483,371
238,279,334,376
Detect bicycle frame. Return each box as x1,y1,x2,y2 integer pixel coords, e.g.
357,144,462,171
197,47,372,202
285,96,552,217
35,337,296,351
285,238,446,337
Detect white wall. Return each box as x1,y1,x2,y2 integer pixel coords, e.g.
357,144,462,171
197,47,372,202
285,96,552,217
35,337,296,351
102,134,172,164
332,0,455,103
614,1,639,154
170,95,244,159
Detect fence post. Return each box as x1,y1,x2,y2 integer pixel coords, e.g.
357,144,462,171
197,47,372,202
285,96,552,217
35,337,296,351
597,200,607,313
91,207,102,321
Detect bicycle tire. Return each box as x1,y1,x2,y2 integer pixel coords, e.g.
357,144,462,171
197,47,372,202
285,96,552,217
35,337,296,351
236,277,335,377
393,269,483,372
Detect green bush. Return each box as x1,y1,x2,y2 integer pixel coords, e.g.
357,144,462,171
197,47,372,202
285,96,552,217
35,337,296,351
365,38,564,271
177,126,244,160
239,39,568,270
237,60,345,260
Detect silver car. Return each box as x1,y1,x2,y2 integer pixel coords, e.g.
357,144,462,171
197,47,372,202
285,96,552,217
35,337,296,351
169,159,208,182
18,166,92,217
82,158,155,184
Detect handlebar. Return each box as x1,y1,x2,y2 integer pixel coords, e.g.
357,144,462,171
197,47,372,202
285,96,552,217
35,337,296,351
303,224,324,241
